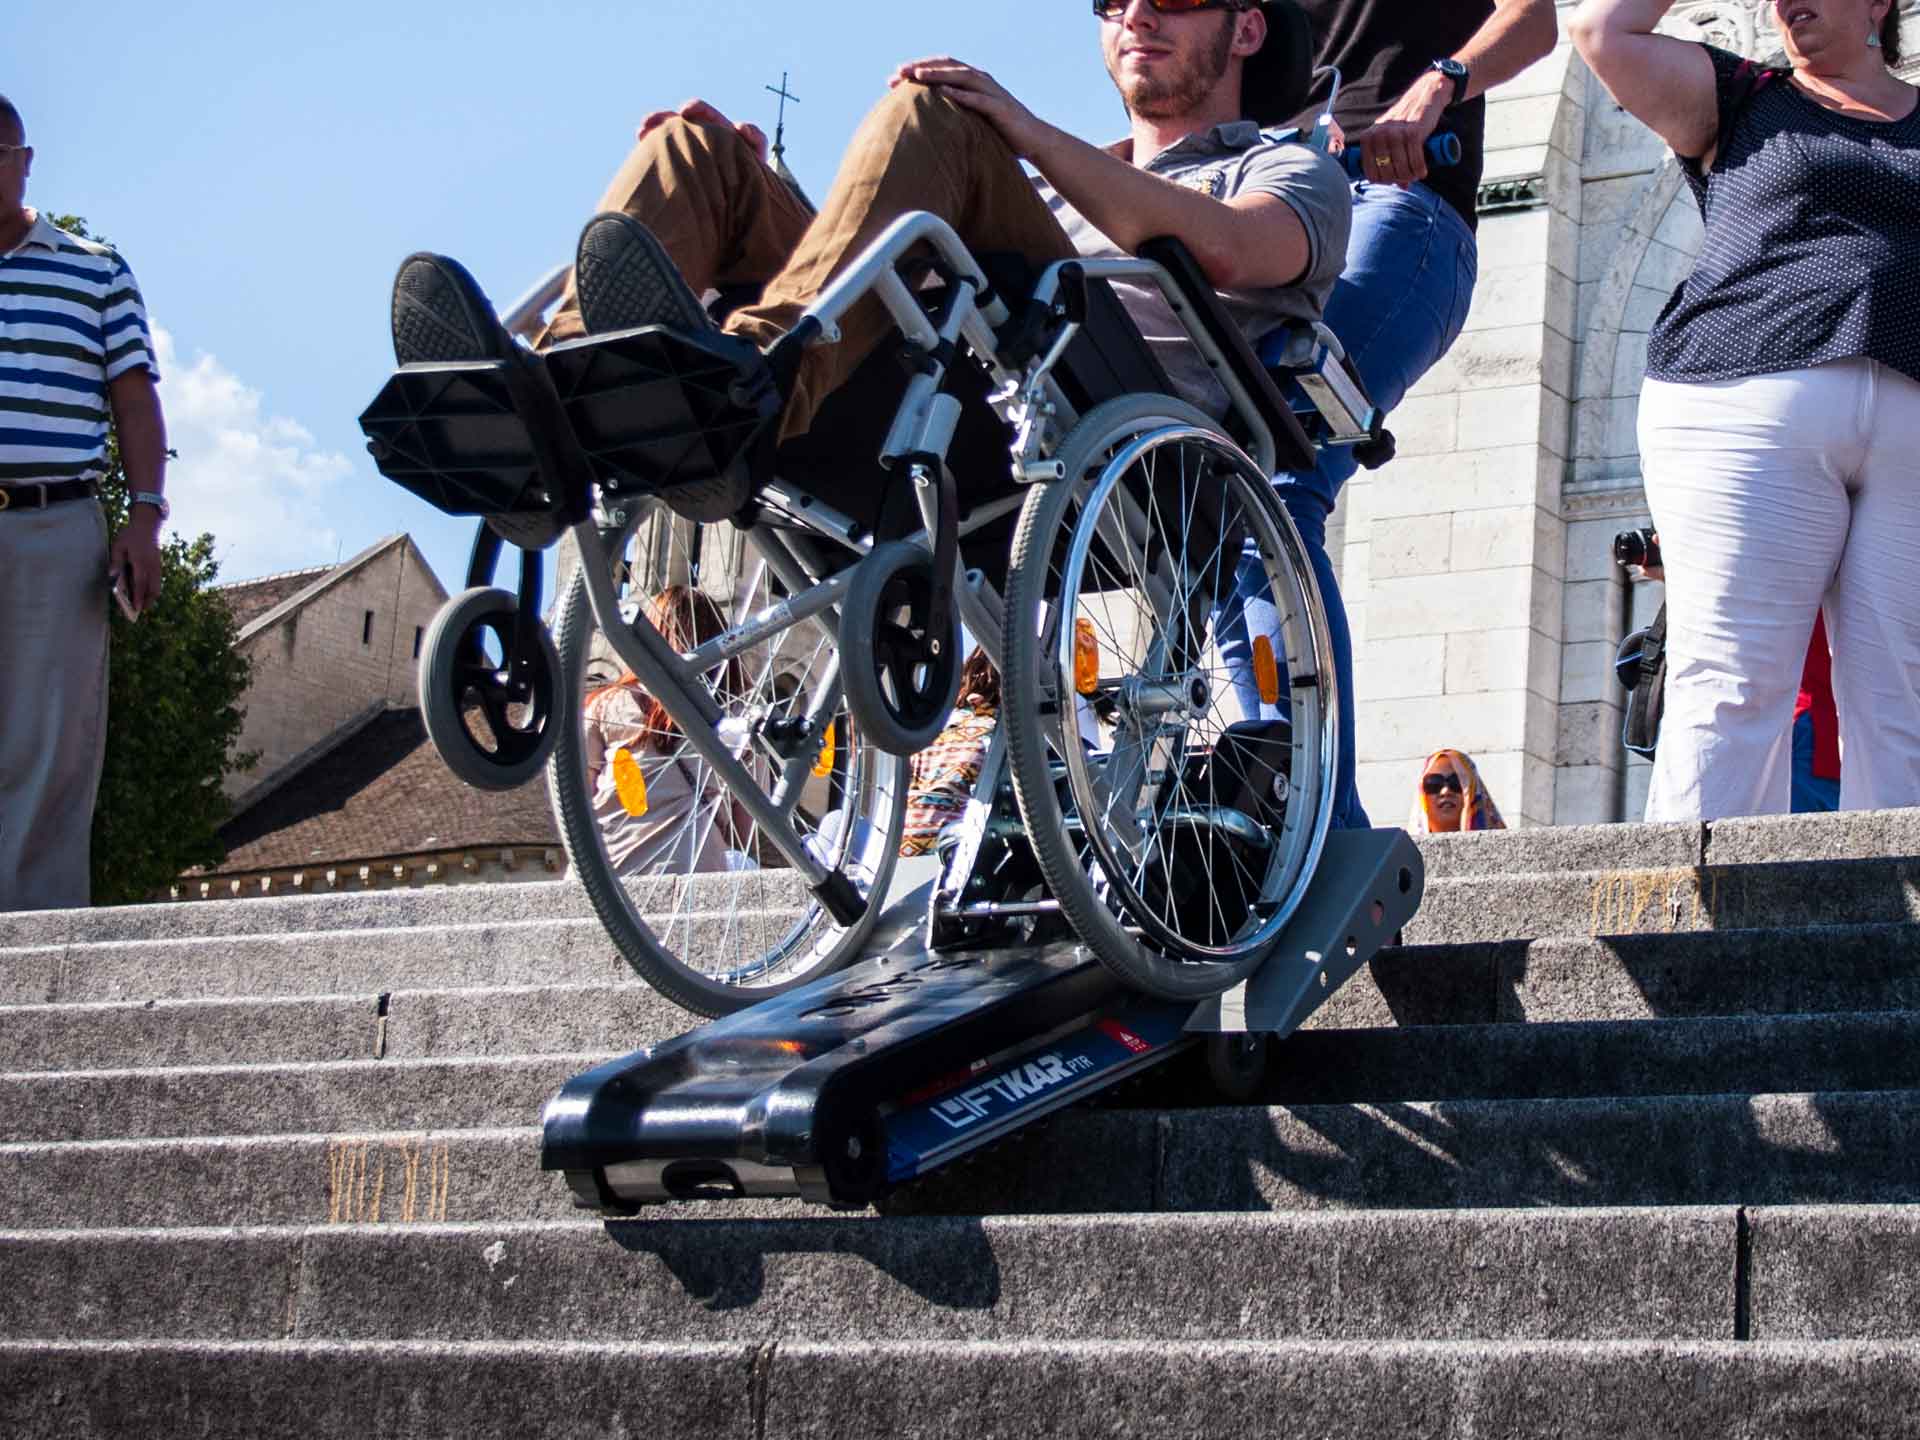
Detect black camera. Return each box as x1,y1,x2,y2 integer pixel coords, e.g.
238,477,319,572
1613,527,1662,571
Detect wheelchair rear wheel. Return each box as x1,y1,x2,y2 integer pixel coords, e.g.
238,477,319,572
1003,395,1336,1001
548,503,907,1016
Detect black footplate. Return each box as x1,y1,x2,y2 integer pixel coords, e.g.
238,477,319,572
359,356,589,536
543,324,778,524
361,361,547,517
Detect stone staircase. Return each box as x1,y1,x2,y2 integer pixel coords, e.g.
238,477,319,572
5,810,1920,1437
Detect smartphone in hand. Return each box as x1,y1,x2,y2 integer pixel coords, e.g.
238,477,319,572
108,566,139,622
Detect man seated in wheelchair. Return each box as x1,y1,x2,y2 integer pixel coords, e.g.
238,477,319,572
373,0,1348,529
363,0,1364,1007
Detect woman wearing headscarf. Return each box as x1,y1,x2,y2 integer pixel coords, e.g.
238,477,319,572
1407,748,1507,833
1571,0,1920,821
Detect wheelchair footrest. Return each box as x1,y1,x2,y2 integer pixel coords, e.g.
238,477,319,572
543,324,778,524
360,359,560,520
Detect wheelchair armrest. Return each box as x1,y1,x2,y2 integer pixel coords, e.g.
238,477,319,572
1137,236,1318,475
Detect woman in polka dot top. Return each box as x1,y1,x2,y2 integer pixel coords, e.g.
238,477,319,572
1572,0,1920,822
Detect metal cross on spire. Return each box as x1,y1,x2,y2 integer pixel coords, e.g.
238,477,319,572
765,72,801,169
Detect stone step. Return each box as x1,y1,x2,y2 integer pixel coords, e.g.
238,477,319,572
0,1208,1744,1345
9,918,1919,1067
1404,855,1920,944
1328,922,1920,1030
8,1087,1920,1231
6,806,1916,958
14,999,1920,1146
0,1129,563,1230
0,913,806,1007
4,1337,1918,1439
11,919,1919,1074
0,1054,607,1145
6,1206,1911,1345
1258,1011,1920,1107
0,984,689,1073
0,872,808,950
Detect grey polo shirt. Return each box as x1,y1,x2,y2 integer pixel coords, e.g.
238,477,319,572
1035,120,1350,417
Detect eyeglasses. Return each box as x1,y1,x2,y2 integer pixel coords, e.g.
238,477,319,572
1092,0,1253,19
0,145,26,163
1421,772,1464,796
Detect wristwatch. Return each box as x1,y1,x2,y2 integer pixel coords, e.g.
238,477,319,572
1429,57,1470,107
130,490,170,521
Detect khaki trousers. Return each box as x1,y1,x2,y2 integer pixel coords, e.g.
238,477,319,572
539,83,1076,438
0,500,109,911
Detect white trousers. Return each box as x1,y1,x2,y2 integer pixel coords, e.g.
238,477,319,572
1639,357,1920,822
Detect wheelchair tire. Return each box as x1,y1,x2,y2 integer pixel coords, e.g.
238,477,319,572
547,505,908,1017
1002,395,1337,1002
419,585,562,791
840,540,964,757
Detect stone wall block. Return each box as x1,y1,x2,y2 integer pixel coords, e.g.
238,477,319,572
1371,515,1451,582
1556,699,1623,767
1561,638,1624,704
1370,446,1555,520
1356,635,1447,703
1383,393,1459,458
1553,760,1621,825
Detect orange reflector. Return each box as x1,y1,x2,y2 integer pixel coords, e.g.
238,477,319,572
812,721,837,779
1252,635,1280,707
1074,618,1100,696
610,747,649,818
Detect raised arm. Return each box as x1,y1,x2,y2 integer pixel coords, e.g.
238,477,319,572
1569,0,1720,161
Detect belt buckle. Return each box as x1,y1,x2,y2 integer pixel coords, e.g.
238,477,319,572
0,488,9,513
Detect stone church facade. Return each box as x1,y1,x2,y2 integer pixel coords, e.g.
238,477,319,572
1335,0,1920,828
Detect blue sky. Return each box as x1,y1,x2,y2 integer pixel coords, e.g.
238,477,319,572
15,0,1133,591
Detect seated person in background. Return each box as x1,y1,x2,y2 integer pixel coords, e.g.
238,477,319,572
390,0,1350,465
900,648,1001,858
579,586,757,876
1406,747,1506,833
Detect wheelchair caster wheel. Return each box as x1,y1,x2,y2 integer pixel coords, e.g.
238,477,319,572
841,539,962,757
419,586,561,790
1203,1032,1270,1102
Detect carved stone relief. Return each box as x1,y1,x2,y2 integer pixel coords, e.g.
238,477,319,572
1661,0,1920,77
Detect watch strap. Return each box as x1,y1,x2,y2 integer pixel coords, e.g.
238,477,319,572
130,490,170,521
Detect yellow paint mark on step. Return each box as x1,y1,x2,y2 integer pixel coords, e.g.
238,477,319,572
1587,867,1727,936
325,1137,452,1224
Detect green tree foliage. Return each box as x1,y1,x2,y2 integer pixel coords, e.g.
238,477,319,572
51,216,257,904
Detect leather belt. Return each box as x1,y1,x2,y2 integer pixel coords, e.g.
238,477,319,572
0,480,100,513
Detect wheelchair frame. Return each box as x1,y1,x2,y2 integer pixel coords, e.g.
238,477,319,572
364,203,1397,1014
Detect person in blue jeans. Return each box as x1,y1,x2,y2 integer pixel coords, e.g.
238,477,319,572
1223,0,1557,829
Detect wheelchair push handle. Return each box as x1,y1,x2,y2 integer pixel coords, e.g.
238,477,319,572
1339,132,1461,180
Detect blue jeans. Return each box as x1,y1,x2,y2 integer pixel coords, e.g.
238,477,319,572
1790,710,1841,813
1221,181,1478,830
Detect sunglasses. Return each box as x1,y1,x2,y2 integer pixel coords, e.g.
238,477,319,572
1421,772,1464,796
1092,0,1254,18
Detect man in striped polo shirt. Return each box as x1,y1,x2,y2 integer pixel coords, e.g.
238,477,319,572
0,94,170,910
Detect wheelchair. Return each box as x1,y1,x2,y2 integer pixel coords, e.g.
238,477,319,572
360,210,1396,1018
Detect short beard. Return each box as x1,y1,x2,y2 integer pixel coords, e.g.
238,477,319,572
1111,13,1238,120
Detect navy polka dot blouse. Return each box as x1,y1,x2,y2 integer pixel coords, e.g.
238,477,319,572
1646,43,1920,387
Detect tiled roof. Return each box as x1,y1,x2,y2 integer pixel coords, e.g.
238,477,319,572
211,707,559,874
218,565,334,631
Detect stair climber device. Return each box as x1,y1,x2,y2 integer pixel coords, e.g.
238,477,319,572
541,733,1426,1213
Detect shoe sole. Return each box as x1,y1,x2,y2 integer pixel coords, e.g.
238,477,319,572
391,253,504,365
574,213,712,337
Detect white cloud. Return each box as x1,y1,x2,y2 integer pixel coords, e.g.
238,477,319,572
151,328,350,581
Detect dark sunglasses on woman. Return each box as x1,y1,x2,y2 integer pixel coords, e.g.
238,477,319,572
1421,772,1464,796
1092,0,1255,17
